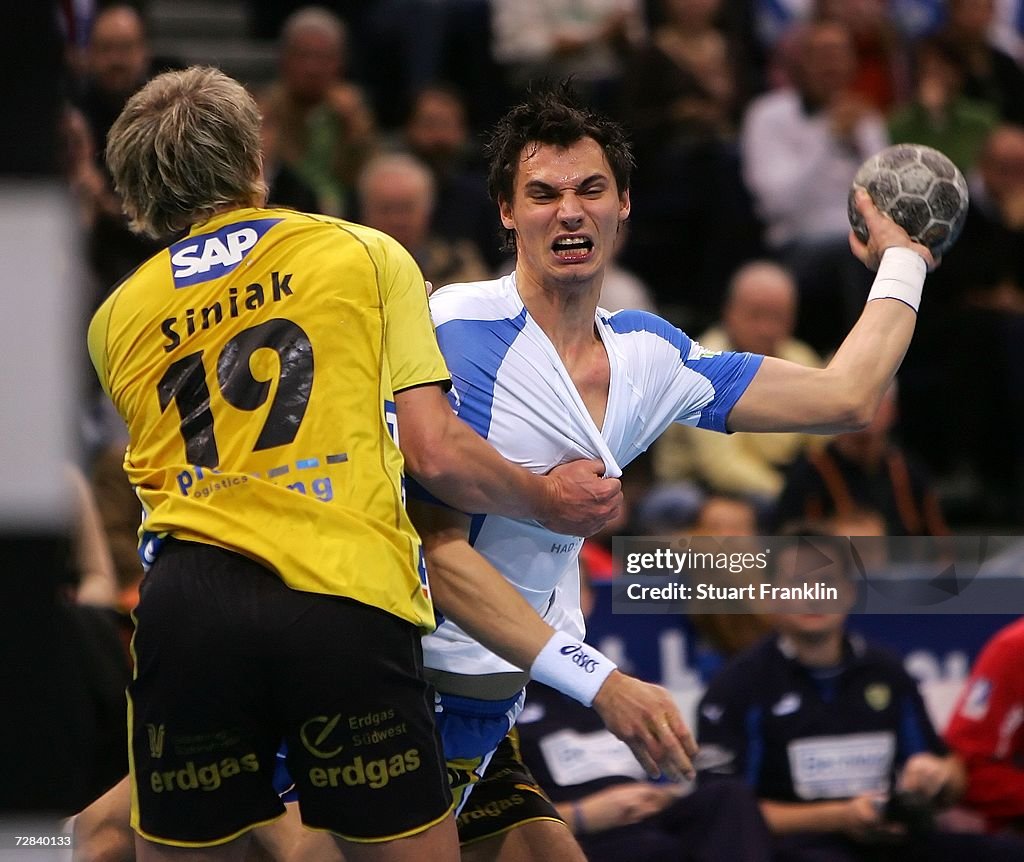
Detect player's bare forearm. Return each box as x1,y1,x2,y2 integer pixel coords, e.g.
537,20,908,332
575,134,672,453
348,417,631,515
411,500,555,671
728,298,916,434
728,191,930,434
396,384,621,534
413,499,698,782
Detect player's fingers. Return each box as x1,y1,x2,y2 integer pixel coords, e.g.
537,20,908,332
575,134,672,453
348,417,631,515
581,458,618,480
853,186,879,215
855,188,908,239
424,280,434,296
669,713,699,760
848,228,876,269
595,476,622,501
627,736,661,780
654,717,696,781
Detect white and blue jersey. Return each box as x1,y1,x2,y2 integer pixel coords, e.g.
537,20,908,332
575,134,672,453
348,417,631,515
422,274,764,681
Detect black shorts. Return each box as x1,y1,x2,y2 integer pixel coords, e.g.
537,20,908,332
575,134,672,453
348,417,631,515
129,539,452,847
455,730,562,847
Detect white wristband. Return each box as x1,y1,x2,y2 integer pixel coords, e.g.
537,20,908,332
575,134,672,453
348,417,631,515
530,630,617,707
866,247,927,312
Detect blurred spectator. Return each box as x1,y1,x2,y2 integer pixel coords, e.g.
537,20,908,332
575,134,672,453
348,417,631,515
598,224,658,312
89,442,144,616
697,536,1024,861
261,110,320,213
0,477,130,814
259,6,377,216
402,84,507,270
62,103,119,233
945,617,1024,835
73,5,152,157
357,152,489,287
356,0,452,129
68,5,170,297
773,384,950,536
888,36,999,174
936,0,1024,126
490,0,646,110
683,493,776,658
631,481,706,536
623,0,744,158
620,0,762,320
754,0,941,91
689,492,758,536
740,19,888,353
901,124,1024,523
653,262,821,512
68,464,119,611
58,0,96,82
987,0,1024,61
513,563,774,862
941,124,1024,313
815,0,912,112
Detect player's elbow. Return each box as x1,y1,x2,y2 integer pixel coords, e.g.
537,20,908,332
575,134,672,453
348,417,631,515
842,400,876,433
816,375,877,432
402,439,451,487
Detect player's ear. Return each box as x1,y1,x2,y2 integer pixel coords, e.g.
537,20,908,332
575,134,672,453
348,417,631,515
498,196,514,230
619,189,631,222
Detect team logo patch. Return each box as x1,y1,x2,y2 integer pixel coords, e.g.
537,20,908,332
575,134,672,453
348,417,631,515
170,218,283,288
960,678,992,720
865,683,891,711
146,723,166,759
299,714,345,758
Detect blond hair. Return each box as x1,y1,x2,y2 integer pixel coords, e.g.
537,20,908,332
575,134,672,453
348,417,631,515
105,66,266,239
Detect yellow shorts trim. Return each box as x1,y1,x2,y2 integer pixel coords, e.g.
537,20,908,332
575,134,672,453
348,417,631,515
131,812,285,849
303,801,456,844
458,816,567,848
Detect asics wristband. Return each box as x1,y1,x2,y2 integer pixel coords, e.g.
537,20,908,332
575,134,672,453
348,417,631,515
531,630,617,706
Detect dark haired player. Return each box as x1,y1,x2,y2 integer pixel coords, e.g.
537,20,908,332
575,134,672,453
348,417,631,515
411,81,938,859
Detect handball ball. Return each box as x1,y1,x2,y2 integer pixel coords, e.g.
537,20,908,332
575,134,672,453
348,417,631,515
848,144,969,256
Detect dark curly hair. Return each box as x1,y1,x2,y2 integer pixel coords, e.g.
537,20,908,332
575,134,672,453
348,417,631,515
484,80,635,250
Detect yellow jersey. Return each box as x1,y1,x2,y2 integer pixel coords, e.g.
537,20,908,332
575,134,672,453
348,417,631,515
88,207,450,630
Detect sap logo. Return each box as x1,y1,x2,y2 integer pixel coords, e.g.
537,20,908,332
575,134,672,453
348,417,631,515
170,218,283,287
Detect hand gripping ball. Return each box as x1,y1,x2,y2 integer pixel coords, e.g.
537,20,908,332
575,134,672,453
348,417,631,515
848,143,969,256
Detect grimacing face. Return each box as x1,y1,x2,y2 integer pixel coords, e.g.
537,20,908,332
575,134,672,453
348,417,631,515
500,138,630,291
